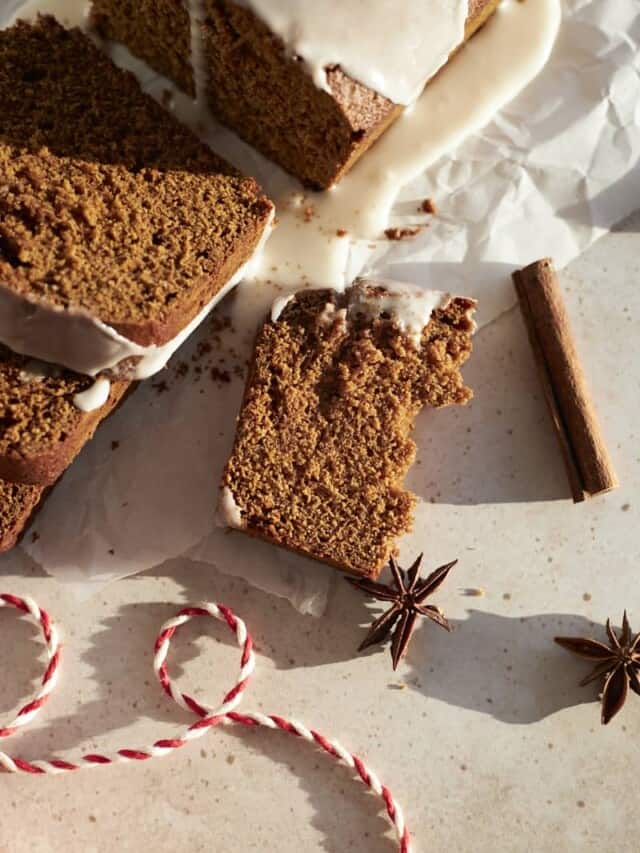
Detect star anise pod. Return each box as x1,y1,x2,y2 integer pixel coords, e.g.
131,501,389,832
347,554,456,670
555,611,640,724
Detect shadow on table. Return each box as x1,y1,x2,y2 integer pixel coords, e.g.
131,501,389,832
4,558,369,757
0,605,44,719
556,173,640,233
2,560,399,852
221,722,399,853
406,308,572,505
404,609,603,724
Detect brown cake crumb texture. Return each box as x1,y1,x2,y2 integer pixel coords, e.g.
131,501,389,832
91,0,501,189
0,17,272,347
0,347,130,486
222,288,475,578
0,478,43,553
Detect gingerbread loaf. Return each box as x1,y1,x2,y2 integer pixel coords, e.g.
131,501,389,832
220,281,476,578
91,0,501,189
0,16,273,378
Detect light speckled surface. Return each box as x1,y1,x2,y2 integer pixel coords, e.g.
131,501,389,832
1,212,639,851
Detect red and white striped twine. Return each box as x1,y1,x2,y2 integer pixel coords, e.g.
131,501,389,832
0,593,411,852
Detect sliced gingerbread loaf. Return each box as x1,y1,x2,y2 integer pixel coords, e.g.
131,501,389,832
220,281,476,578
0,479,43,554
91,0,500,189
0,16,273,374
0,347,130,487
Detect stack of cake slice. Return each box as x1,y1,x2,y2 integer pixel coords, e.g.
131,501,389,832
0,16,273,552
220,280,476,578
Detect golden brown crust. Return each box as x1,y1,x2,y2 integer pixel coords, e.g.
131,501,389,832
221,289,475,578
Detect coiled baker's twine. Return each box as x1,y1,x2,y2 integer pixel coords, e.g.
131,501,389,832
0,592,411,852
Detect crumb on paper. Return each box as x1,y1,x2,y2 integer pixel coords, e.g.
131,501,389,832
111,440,120,451
583,592,592,602
336,228,348,237
152,380,169,395
384,226,422,241
459,587,485,598
420,198,437,214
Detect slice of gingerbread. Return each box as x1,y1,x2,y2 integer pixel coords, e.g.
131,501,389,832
220,279,476,578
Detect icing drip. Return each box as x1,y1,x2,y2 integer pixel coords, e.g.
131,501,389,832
270,294,295,322
237,0,468,105
72,377,111,412
218,486,245,529
185,0,209,104
348,279,462,347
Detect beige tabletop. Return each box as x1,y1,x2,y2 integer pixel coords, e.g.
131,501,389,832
1,210,639,852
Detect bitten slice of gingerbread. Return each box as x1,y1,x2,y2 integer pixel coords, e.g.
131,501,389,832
220,280,476,578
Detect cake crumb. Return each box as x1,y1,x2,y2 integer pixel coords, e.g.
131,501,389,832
420,198,437,214
336,228,348,237
459,587,485,597
111,440,120,451
211,367,231,384
384,226,422,241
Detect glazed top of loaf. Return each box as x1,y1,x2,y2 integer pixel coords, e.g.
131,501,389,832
232,0,469,104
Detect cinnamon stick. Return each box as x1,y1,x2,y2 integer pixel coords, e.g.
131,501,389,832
513,258,618,503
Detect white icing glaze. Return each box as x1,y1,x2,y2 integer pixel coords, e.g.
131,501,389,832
72,376,111,412
0,212,274,380
270,293,295,322
348,279,453,346
218,486,245,529
237,0,468,105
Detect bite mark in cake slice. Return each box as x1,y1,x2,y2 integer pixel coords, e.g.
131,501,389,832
220,280,476,578
0,16,273,379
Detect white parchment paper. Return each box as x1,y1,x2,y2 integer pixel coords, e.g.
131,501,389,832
1,0,639,614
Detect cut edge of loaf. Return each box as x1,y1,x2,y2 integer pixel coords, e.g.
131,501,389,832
90,0,501,189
